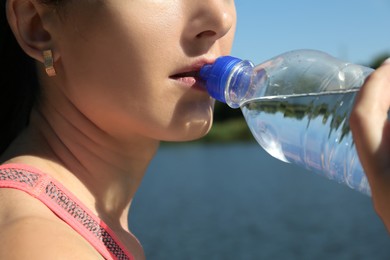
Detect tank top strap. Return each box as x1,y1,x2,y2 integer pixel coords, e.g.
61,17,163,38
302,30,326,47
0,163,135,260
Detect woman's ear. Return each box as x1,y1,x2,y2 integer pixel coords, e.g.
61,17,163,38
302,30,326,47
6,0,58,63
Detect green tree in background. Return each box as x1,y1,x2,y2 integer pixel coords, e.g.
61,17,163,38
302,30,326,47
368,53,390,69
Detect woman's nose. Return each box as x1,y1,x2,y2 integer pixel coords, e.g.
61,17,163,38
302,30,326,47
183,0,236,51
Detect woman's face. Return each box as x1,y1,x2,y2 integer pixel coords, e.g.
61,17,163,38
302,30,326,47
49,0,236,142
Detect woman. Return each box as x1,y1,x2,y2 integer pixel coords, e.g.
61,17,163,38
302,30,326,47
1,0,389,259
0,0,236,259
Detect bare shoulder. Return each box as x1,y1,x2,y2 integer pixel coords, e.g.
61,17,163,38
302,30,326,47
0,188,103,259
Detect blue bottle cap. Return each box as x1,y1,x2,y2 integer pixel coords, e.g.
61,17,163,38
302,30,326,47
200,56,242,103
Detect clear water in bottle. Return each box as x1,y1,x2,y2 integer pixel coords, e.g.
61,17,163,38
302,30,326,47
241,88,371,195
200,49,375,195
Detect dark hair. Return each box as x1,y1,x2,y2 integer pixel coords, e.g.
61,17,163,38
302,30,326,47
0,1,61,154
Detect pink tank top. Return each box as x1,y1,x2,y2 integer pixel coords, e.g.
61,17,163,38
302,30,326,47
0,163,135,260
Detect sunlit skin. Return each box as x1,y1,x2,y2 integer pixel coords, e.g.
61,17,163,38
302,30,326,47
0,0,236,258
350,60,390,232
42,0,236,142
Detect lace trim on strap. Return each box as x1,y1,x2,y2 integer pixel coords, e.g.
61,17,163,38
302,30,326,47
0,164,134,260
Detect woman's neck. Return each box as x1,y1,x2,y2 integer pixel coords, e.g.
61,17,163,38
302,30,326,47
1,103,159,231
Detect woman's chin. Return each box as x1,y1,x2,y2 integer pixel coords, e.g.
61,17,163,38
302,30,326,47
163,120,213,142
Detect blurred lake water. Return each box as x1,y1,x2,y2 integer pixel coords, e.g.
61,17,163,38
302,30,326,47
129,143,389,260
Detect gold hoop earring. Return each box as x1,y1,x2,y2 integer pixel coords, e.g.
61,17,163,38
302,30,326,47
43,50,57,77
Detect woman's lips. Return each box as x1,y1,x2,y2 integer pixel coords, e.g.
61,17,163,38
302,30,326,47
170,70,198,80
174,76,196,85
170,71,206,90
170,58,215,91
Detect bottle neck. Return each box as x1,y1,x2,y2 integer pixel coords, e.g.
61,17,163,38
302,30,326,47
223,60,256,108
200,56,255,108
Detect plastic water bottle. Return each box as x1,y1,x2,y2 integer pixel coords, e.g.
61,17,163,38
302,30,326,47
200,49,374,196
